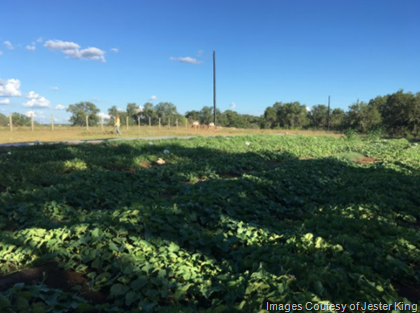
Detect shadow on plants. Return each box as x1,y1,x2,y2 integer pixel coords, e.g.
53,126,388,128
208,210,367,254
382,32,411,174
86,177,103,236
0,138,419,311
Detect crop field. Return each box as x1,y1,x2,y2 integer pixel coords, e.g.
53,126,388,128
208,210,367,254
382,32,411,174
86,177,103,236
0,135,419,312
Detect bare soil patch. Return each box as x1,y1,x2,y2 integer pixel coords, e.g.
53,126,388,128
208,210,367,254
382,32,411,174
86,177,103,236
392,281,420,303
353,156,379,164
0,262,106,304
265,160,281,167
219,172,241,178
139,161,151,168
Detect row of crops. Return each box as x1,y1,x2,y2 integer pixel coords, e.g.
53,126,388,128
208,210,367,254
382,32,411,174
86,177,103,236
0,135,419,312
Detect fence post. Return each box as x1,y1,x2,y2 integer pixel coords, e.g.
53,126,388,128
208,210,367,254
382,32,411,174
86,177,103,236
51,114,54,131
9,113,12,132
138,116,141,132
86,115,89,131
185,119,188,130
168,118,170,129
126,116,129,131
159,118,161,130
176,119,178,130
101,116,104,131
31,113,34,131
149,117,151,129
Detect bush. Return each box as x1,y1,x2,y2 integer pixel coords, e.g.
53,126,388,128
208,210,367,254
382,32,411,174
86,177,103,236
367,127,385,141
344,128,358,140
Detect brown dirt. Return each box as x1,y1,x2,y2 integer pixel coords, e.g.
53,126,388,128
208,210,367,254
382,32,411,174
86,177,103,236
0,262,106,304
139,161,151,168
392,281,420,303
266,160,281,167
353,156,379,164
219,172,242,178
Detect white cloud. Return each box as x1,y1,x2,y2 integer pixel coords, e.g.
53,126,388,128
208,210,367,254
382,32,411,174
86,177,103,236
306,106,311,112
0,98,10,105
4,41,14,50
44,39,106,62
23,91,50,108
50,86,59,91
111,48,119,53
230,102,236,109
97,112,111,120
36,37,43,43
54,104,66,110
26,45,36,51
197,50,203,56
149,95,157,101
26,91,41,99
25,110,45,119
44,39,80,50
170,56,202,65
0,50,3,56
0,78,22,97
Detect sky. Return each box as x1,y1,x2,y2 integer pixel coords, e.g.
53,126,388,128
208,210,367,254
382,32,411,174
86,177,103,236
0,0,419,123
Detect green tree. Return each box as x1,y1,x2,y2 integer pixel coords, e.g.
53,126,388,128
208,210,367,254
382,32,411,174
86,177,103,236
263,106,278,129
10,113,31,126
330,108,346,131
381,90,420,136
277,102,308,129
200,106,213,125
142,102,158,125
310,104,329,129
185,110,201,123
67,101,100,126
0,113,8,126
155,102,179,125
126,102,140,125
346,101,382,133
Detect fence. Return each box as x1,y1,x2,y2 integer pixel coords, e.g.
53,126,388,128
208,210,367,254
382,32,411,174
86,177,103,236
3,113,217,132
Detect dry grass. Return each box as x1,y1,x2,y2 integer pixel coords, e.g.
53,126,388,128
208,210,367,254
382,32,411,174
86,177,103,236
0,125,342,144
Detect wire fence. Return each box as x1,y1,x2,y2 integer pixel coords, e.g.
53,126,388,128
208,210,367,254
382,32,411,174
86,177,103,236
1,114,217,132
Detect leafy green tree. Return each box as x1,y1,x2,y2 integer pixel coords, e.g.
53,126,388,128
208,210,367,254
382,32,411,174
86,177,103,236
0,113,8,126
10,113,31,126
263,106,278,129
185,110,201,122
381,90,420,136
310,104,329,129
67,101,100,126
216,109,228,127
330,108,346,131
155,102,179,125
223,110,247,128
277,102,309,129
368,95,388,115
126,102,139,125
200,106,213,125
142,102,158,125
346,101,381,133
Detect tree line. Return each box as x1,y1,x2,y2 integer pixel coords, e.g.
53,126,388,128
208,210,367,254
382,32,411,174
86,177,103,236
1,89,418,137
262,89,420,137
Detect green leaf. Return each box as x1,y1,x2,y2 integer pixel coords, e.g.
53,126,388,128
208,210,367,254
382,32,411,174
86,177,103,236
168,242,180,252
110,283,129,297
125,291,140,306
0,295,10,310
131,277,148,290
109,242,119,251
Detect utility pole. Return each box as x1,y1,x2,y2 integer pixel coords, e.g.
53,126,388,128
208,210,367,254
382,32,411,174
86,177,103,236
213,50,216,126
327,95,331,131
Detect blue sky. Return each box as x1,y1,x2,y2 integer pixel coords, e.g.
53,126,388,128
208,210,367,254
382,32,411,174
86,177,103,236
1,0,419,123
